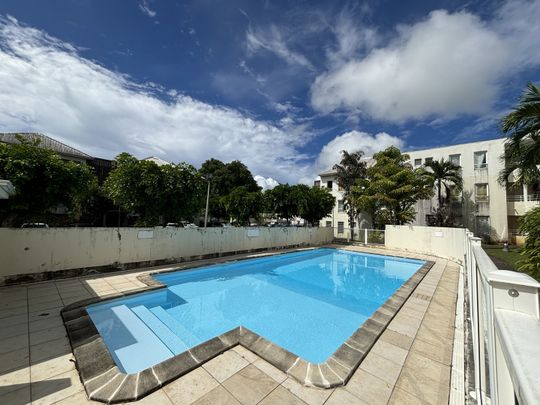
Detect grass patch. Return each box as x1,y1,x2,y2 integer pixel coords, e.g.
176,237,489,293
483,245,524,271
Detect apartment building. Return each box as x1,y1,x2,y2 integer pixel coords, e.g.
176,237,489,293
406,139,508,241
317,138,539,243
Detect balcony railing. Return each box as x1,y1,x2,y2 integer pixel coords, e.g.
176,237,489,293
507,193,540,202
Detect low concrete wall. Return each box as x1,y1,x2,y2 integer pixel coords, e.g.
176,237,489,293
0,227,333,283
385,225,467,263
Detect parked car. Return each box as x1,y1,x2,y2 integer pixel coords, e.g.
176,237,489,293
164,222,182,228
21,223,49,229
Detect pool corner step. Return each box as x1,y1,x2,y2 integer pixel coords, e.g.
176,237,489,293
131,305,190,354
149,306,201,348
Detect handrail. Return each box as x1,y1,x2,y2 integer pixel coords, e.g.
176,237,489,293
467,234,540,405
494,310,540,405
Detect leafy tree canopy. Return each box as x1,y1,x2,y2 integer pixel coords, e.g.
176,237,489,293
104,153,203,226
0,136,97,226
264,184,334,226
299,186,335,226
200,159,259,196
352,146,433,227
221,186,263,225
266,184,299,222
199,159,260,220
499,82,540,185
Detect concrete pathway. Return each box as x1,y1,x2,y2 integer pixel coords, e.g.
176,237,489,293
0,246,459,404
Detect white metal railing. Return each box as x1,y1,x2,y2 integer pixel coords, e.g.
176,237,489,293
465,233,540,405
506,194,525,202
507,193,540,202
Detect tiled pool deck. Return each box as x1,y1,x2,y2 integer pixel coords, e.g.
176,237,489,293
0,245,459,405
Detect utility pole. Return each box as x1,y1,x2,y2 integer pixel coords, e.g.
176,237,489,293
204,175,212,227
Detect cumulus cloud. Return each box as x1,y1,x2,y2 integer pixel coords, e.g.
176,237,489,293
0,16,313,184
314,130,404,175
254,175,279,190
311,1,540,122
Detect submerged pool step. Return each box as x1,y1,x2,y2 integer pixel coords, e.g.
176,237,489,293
150,306,201,348
108,305,174,373
131,305,190,355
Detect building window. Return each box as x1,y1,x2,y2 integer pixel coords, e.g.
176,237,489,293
475,183,489,202
338,183,344,191
474,151,487,169
337,222,344,234
425,157,433,164
327,180,333,189
325,221,332,228
414,158,422,167
449,154,461,166
314,180,321,188
338,200,345,212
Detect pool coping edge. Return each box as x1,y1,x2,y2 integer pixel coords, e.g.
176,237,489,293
61,249,435,403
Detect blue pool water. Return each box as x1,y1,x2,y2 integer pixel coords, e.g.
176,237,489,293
87,248,424,373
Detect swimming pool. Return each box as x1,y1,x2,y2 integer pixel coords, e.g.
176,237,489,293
87,248,425,374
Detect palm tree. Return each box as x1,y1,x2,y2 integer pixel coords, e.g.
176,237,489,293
499,82,540,185
333,150,367,241
424,159,463,210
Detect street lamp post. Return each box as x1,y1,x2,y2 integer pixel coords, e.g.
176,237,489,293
203,175,212,228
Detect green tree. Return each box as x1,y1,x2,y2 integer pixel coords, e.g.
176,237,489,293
221,187,263,225
424,159,463,226
517,206,540,280
299,186,336,226
104,153,203,226
499,83,540,185
199,159,260,221
0,136,97,226
333,150,367,240
352,147,433,228
266,184,298,223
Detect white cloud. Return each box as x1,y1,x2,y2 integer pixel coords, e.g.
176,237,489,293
0,16,313,184
314,130,404,174
246,25,314,70
254,175,279,190
311,1,540,122
326,10,379,67
138,0,156,18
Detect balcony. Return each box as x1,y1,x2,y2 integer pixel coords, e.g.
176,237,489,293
506,193,540,215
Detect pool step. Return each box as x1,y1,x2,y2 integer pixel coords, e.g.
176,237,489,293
131,305,190,355
108,305,174,373
150,306,201,348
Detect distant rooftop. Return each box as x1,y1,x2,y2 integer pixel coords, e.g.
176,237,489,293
0,132,92,160
143,156,171,166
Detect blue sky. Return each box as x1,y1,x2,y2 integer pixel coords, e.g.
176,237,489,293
0,0,539,187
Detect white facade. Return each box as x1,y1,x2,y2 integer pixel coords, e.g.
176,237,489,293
406,139,508,242
317,138,539,243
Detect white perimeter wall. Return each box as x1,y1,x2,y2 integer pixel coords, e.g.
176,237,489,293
385,225,467,263
0,227,333,278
